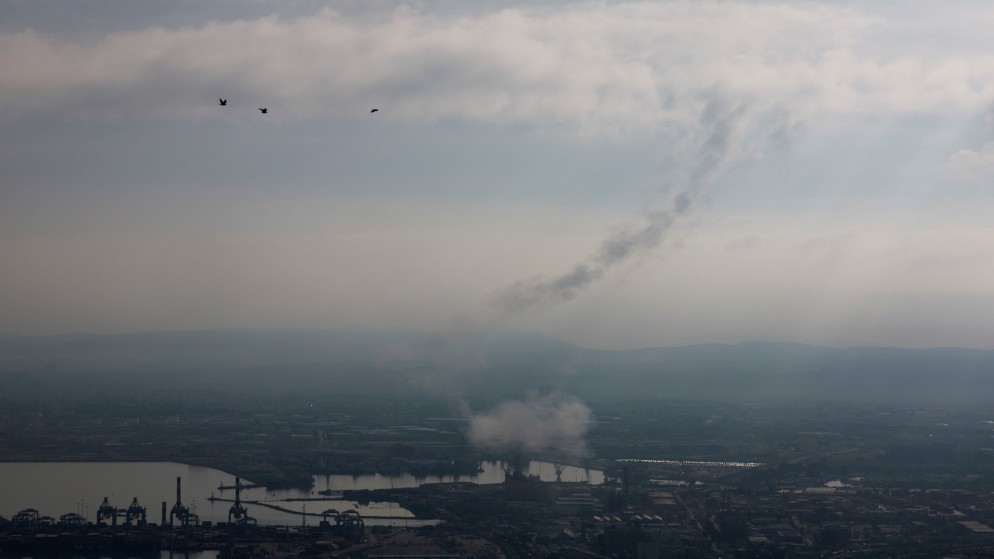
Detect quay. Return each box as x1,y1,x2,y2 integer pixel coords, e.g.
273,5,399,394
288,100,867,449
0,523,370,557
0,478,371,557
206,497,411,521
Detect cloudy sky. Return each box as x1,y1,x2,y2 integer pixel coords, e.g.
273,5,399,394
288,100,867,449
3,0,994,349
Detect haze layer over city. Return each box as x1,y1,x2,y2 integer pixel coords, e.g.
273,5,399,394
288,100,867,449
5,2,994,558
4,0,994,349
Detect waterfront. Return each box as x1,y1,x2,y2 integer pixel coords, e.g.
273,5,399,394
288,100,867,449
312,460,604,491
0,460,602,526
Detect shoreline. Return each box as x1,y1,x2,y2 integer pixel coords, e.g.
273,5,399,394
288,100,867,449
0,455,606,489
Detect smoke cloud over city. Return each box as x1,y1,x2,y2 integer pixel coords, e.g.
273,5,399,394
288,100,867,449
466,392,593,459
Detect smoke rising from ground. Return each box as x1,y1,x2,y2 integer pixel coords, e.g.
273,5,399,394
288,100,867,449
467,393,593,459
494,100,785,312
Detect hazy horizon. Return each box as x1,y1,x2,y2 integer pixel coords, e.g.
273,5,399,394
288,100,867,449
3,325,993,354
5,1,994,350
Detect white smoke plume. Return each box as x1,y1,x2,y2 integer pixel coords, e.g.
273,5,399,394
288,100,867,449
494,99,790,311
467,393,593,459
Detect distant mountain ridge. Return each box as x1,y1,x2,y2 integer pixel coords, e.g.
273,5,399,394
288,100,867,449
1,329,992,404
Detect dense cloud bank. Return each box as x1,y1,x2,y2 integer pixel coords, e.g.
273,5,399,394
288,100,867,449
4,3,994,129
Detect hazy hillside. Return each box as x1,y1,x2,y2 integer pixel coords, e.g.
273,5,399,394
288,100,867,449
1,329,993,404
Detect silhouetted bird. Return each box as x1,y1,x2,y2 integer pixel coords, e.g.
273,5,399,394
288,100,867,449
259,108,268,114
370,108,379,113
219,98,227,106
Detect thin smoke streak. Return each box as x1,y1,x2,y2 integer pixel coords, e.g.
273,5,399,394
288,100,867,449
494,100,753,312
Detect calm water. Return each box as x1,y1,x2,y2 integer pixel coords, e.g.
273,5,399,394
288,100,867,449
0,461,602,526
313,460,604,491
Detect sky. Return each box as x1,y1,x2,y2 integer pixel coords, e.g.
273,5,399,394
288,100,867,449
3,0,994,349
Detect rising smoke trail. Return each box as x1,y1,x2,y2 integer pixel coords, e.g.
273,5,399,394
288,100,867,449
494,99,756,312
415,100,791,464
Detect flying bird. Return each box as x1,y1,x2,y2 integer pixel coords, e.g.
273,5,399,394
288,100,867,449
219,98,227,106
259,108,268,114
370,108,379,113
